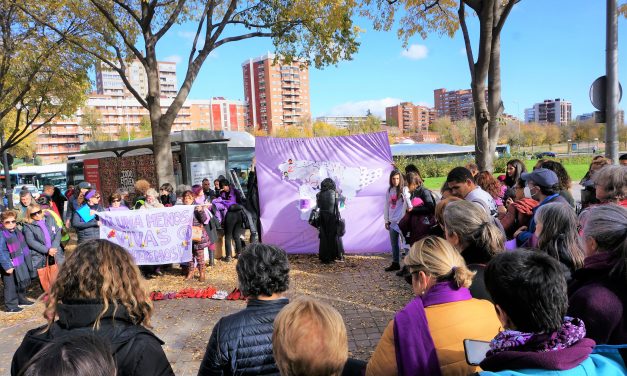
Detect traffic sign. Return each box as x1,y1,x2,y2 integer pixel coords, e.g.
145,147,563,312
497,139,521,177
590,76,623,111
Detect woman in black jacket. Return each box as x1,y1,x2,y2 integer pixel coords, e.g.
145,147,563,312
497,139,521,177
11,239,173,376
71,190,103,245
23,203,63,270
199,243,290,376
316,178,344,264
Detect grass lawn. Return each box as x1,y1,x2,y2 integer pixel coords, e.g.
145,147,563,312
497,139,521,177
422,162,589,191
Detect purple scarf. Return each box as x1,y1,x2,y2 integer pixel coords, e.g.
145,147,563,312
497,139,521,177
36,219,52,249
393,281,472,376
2,229,34,288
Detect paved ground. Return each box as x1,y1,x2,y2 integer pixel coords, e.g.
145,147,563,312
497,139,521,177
0,254,412,376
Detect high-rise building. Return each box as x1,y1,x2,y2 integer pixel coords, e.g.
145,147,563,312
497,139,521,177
525,99,572,125
36,95,245,164
315,116,369,128
242,53,311,132
576,110,624,125
95,60,178,99
385,102,435,133
434,88,488,121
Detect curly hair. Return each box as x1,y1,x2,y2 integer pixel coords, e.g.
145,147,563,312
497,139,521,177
540,160,571,190
134,179,151,195
44,239,153,330
475,171,502,199
236,243,290,298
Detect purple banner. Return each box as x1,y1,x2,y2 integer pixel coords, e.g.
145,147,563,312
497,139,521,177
256,132,393,253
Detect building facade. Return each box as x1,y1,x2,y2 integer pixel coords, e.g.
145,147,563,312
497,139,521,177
36,95,246,164
314,116,369,128
525,99,572,125
385,102,436,133
95,60,178,99
242,53,311,133
433,88,488,121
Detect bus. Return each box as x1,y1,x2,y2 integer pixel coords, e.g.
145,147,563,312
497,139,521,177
15,164,67,191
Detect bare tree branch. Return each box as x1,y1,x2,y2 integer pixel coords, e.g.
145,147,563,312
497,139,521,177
111,0,142,25
213,31,274,49
153,0,187,41
458,1,475,81
464,0,482,13
494,0,518,35
89,0,145,63
188,0,211,65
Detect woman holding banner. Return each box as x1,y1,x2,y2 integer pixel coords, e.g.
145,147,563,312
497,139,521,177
316,178,345,264
71,190,103,245
181,190,210,281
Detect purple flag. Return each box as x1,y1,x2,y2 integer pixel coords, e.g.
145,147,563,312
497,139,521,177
256,132,393,253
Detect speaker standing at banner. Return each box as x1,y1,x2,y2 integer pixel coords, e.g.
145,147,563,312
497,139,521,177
316,178,345,264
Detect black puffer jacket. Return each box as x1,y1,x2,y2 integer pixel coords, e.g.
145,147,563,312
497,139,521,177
71,204,102,244
198,298,290,376
11,300,173,376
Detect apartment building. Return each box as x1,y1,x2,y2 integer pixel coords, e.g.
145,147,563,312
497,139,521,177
242,53,311,133
524,99,572,125
385,102,436,133
36,95,246,164
315,116,369,128
95,60,178,99
433,88,489,121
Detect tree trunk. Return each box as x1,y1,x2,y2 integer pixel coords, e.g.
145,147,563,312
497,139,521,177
486,32,503,172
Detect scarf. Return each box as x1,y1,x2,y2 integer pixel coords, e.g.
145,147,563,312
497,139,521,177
488,317,586,356
511,198,539,215
35,219,52,249
394,281,472,376
2,229,34,287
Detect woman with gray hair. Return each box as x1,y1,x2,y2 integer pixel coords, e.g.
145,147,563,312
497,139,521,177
443,200,504,301
198,243,290,375
568,204,627,345
534,202,585,278
593,164,627,207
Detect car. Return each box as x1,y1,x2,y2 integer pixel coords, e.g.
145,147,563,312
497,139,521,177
534,151,556,159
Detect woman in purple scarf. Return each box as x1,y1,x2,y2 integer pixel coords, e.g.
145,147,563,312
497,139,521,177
23,203,63,270
477,250,626,375
366,236,500,376
0,210,35,313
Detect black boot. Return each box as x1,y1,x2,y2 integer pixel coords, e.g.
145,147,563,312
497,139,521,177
384,262,400,272
396,265,408,277
209,250,215,266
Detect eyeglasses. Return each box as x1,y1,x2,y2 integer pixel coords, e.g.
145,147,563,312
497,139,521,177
30,210,43,216
3,220,16,224
112,199,121,203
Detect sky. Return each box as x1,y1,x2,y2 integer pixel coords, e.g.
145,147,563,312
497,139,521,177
150,1,627,120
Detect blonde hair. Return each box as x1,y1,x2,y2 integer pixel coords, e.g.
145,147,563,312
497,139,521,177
435,197,462,226
44,239,152,330
443,200,504,263
273,297,348,376
404,236,476,288
25,204,43,224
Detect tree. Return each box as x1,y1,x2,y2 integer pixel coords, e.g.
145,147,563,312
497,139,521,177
364,0,519,172
22,0,361,185
0,1,90,156
544,125,560,150
350,114,381,134
81,107,109,142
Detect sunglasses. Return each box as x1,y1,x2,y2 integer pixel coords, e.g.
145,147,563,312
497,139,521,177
30,210,43,216
112,199,121,203
3,220,16,224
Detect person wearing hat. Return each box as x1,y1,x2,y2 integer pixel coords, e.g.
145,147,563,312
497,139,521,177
65,182,92,229
71,189,102,245
514,168,569,247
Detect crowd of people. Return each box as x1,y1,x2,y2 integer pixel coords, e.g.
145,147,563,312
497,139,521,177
1,153,626,376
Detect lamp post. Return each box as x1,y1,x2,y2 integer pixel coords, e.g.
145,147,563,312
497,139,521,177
567,139,572,156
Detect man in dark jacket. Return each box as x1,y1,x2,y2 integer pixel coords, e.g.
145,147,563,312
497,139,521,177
198,243,290,376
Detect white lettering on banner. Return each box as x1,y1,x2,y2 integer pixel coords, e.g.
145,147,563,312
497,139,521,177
99,206,195,265
190,160,226,186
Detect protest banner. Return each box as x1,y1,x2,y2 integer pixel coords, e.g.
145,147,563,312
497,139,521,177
99,206,195,265
255,132,393,253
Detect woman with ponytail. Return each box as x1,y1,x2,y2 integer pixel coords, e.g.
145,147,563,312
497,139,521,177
366,236,500,376
568,204,627,345
534,202,585,279
443,200,504,301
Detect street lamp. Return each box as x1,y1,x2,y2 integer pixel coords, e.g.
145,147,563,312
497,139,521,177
567,139,572,156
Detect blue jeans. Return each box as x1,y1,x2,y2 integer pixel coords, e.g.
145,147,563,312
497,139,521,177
389,227,401,263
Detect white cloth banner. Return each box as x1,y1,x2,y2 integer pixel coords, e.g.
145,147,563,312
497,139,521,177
99,206,195,265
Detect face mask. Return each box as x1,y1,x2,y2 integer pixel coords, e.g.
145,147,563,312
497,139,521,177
523,186,533,199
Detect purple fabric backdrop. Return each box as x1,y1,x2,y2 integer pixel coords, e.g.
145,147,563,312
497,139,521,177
256,132,393,253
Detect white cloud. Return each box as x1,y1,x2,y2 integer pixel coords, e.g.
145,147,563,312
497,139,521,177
401,44,428,60
178,30,206,45
163,55,182,64
459,47,467,56
324,98,403,118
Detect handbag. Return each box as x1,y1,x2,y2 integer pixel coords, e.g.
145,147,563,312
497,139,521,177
334,193,346,237
37,256,59,294
191,226,203,243
308,208,320,228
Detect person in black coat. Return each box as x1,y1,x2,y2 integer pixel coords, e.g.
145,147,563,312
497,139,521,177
11,239,173,376
22,203,63,269
198,243,290,376
316,178,344,264
71,190,103,245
